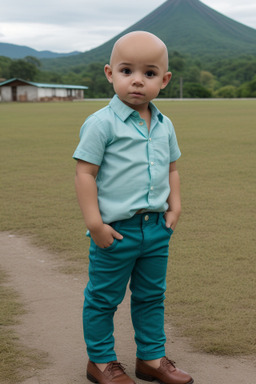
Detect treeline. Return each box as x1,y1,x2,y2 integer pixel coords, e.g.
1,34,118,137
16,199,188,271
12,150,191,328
0,52,256,98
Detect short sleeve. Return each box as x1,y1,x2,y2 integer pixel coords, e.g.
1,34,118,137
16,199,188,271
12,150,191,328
168,119,181,163
73,115,108,166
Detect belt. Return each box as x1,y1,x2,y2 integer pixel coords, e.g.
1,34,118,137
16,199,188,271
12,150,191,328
136,209,164,215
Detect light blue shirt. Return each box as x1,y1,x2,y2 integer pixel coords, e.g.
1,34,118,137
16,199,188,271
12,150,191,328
73,95,181,224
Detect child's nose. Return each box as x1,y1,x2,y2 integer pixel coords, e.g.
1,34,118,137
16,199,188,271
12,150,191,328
132,73,144,86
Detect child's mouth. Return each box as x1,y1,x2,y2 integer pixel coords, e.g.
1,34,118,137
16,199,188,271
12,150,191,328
130,92,143,97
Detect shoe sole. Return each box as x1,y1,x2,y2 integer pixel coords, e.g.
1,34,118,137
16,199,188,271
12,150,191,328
87,372,98,383
135,370,155,381
136,370,194,384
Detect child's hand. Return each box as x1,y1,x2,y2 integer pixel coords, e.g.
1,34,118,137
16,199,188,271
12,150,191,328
164,210,180,231
90,223,123,249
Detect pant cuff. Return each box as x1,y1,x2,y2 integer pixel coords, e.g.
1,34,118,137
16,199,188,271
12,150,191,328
136,350,165,360
89,353,117,363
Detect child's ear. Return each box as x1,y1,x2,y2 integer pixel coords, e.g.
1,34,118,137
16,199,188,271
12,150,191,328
104,64,113,83
161,71,172,89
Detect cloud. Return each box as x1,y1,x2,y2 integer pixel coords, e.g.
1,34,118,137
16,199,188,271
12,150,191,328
0,0,164,26
0,0,166,52
201,0,256,28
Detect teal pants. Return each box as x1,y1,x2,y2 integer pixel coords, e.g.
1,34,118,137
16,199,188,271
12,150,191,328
83,212,173,363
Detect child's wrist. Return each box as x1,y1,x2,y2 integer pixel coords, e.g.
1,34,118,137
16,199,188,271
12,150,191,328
167,208,181,217
86,220,104,233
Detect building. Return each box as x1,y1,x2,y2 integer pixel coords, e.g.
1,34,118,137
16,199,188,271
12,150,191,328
0,78,88,102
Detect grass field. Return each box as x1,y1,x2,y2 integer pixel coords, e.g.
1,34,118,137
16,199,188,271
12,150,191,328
0,100,255,375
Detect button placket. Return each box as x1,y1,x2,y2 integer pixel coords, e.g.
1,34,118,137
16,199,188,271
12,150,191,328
131,116,147,138
148,136,155,196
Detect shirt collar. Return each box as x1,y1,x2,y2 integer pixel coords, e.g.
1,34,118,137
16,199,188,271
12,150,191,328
109,94,163,123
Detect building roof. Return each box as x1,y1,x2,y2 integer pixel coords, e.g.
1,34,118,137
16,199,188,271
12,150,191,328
0,78,88,90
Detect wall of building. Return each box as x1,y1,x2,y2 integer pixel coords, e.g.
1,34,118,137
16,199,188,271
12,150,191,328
37,88,84,101
0,86,12,101
0,85,37,101
0,85,85,102
18,86,38,101
38,87,68,101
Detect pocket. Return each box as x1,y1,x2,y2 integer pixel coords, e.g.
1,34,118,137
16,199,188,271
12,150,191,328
98,221,122,251
86,221,121,251
97,238,118,251
160,216,174,236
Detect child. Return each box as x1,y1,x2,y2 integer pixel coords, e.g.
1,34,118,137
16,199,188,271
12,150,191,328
73,31,193,384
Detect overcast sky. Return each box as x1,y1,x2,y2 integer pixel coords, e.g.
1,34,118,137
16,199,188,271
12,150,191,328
0,0,256,53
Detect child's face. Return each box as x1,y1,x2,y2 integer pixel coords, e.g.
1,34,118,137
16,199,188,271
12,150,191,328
104,32,172,112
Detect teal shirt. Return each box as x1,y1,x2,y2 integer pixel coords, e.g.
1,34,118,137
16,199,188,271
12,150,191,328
73,95,181,224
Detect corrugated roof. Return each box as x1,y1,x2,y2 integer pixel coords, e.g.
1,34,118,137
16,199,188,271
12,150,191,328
0,78,88,89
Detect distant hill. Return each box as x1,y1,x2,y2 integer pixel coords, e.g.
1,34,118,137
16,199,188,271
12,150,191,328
0,42,81,59
41,0,256,71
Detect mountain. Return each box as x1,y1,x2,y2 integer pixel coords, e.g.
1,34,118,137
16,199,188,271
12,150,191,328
0,42,81,59
41,0,256,71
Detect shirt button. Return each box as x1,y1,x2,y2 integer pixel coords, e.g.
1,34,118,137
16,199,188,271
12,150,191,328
139,121,144,126
150,186,154,191
149,138,152,141
144,215,149,221
151,162,154,165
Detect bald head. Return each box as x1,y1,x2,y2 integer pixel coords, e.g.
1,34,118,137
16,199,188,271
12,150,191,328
109,31,169,72
104,31,172,108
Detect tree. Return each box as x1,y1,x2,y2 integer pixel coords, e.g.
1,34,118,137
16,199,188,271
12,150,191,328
184,66,201,83
200,70,215,90
169,51,185,72
82,62,113,97
215,85,237,98
183,83,212,98
0,56,12,79
237,75,256,97
36,71,63,84
9,59,38,81
24,56,41,68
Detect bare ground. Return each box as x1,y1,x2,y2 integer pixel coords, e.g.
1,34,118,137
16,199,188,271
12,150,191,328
0,232,255,384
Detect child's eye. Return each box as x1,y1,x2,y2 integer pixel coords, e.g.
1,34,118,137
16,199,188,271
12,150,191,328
121,68,132,75
145,71,156,78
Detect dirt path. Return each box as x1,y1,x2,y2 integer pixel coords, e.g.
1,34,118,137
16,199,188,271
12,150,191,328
0,232,255,384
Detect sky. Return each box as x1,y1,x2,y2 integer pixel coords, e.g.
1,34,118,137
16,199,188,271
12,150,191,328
0,0,256,53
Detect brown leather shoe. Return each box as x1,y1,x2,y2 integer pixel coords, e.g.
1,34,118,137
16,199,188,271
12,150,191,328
135,357,194,384
87,360,136,384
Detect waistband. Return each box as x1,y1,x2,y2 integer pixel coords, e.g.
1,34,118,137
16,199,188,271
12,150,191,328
111,212,164,228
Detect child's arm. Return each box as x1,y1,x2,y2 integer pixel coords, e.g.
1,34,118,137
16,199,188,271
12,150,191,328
75,160,123,248
165,161,181,230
